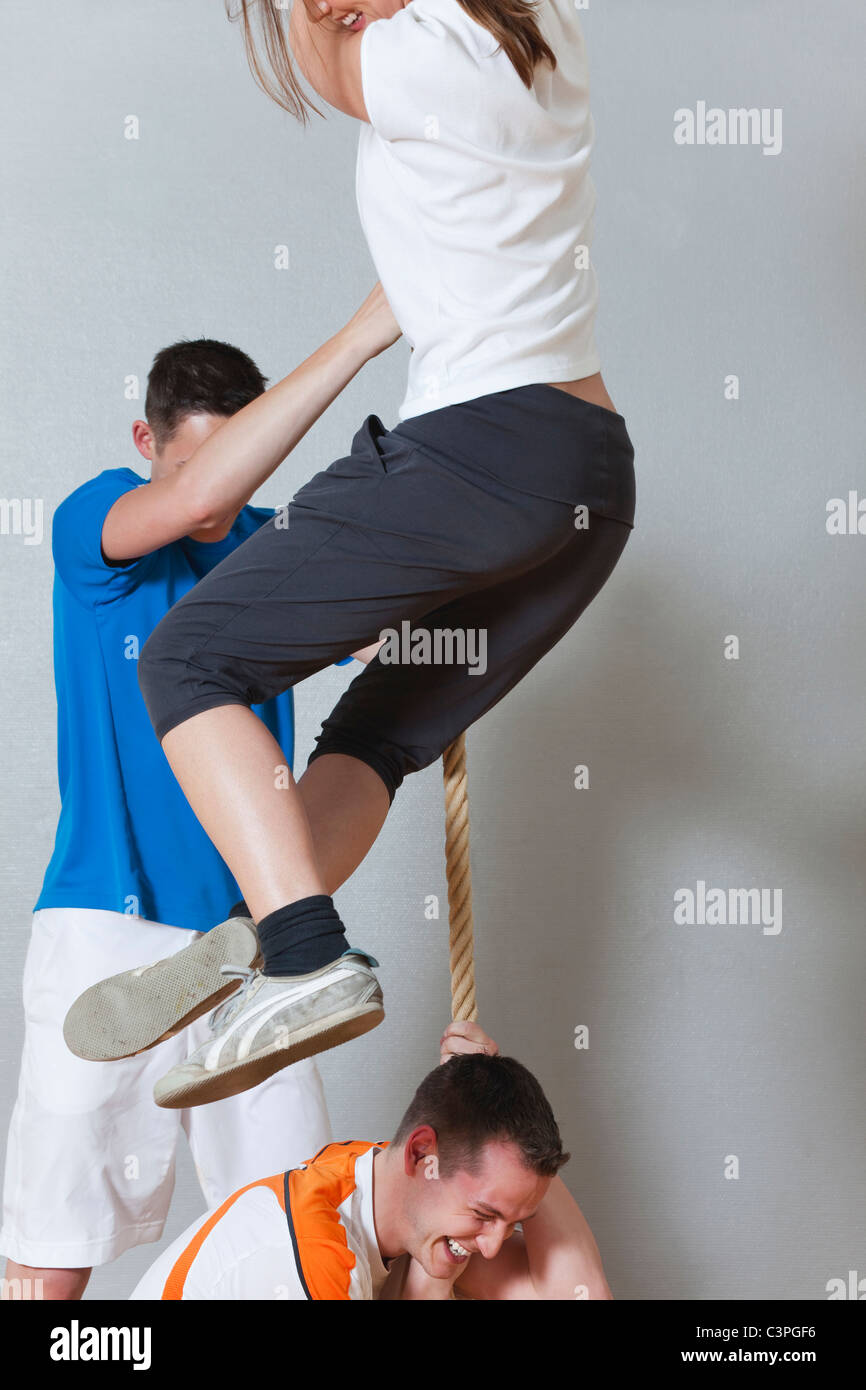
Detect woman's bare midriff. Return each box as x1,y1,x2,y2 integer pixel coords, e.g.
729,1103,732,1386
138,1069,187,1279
545,372,619,416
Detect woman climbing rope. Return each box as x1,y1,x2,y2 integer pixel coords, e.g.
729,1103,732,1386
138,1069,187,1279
70,0,637,1106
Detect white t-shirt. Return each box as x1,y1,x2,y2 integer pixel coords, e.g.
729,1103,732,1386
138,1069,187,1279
357,0,602,421
129,1141,391,1300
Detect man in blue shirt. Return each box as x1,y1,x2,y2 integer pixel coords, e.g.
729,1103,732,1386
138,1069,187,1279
0,285,399,1299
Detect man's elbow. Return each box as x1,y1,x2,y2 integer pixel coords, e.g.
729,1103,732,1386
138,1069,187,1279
547,1277,613,1301
576,1265,614,1301
539,1264,613,1301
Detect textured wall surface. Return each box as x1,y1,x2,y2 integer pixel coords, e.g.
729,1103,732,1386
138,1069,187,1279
1,0,863,1300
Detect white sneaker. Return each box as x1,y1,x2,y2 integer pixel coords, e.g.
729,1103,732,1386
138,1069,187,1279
62,913,260,1061
153,947,384,1108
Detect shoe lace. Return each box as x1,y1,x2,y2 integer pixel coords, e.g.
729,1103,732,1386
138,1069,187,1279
207,963,259,1031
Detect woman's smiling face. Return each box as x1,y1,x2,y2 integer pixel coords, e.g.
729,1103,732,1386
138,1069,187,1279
315,0,408,32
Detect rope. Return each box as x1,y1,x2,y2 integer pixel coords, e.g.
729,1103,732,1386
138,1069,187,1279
442,732,477,1022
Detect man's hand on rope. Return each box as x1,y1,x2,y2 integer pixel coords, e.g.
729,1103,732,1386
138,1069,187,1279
439,1019,499,1065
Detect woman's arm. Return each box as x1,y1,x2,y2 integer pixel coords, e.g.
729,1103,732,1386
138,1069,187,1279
288,1,369,121
101,283,399,562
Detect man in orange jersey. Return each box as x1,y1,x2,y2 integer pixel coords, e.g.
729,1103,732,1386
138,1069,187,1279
131,1020,611,1300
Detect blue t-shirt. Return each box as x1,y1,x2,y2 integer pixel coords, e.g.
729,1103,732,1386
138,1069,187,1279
35,467,351,933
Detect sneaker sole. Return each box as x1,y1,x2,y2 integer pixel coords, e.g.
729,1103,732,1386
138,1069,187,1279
63,917,261,1062
153,1001,385,1108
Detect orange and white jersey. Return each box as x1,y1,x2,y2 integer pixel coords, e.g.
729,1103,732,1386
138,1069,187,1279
130,1140,391,1301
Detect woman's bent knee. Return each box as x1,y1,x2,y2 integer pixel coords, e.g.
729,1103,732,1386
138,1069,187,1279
137,620,252,743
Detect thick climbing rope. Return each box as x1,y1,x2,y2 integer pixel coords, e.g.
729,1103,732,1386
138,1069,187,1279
442,732,477,1022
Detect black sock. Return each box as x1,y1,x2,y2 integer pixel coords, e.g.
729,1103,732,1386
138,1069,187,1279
256,895,348,976
228,899,251,919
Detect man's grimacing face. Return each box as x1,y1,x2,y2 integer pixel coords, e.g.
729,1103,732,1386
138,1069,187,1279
400,1128,551,1279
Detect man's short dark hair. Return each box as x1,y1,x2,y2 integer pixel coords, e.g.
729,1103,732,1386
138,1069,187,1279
392,1053,570,1179
144,338,268,448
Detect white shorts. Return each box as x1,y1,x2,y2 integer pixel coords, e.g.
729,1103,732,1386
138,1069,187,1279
0,908,332,1269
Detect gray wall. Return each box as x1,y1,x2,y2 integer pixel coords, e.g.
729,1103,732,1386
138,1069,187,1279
2,0,864,1300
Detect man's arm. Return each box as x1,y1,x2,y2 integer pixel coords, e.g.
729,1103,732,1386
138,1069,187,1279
287,1,368,122
453,1176,613,1302
101,283,398,563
